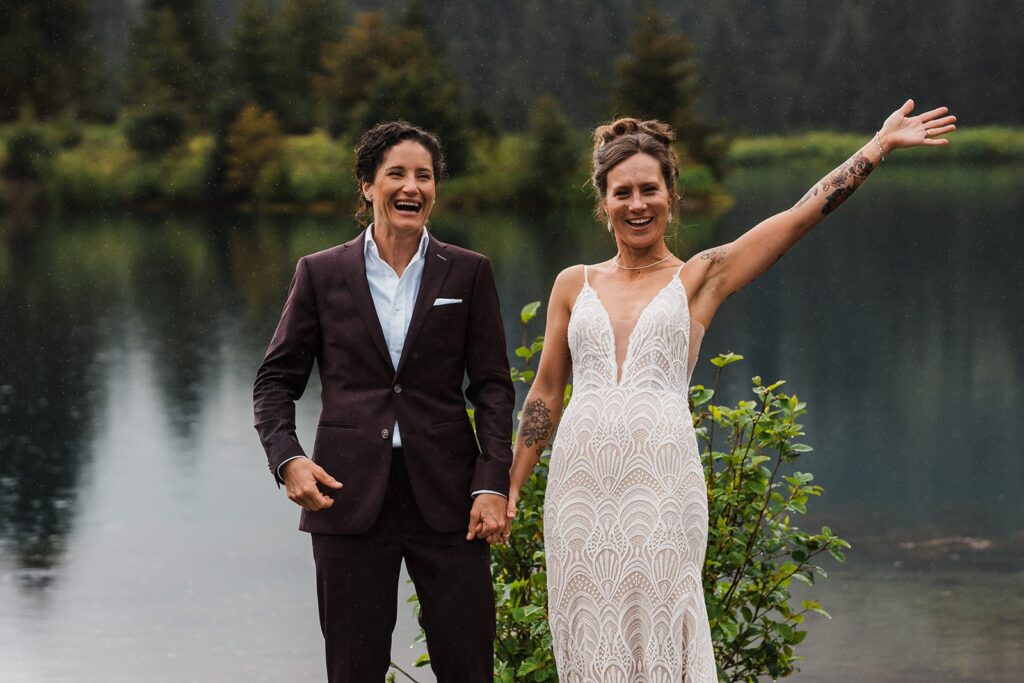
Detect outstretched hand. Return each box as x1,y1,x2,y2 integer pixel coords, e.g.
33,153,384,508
879,99,957,152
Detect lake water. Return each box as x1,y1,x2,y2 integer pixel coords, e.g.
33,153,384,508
1,164,1022,681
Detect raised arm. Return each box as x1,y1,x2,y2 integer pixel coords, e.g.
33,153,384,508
504,265,582,520
685,99,956,326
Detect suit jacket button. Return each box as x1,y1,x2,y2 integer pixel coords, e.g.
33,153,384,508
381,428,390,439
393,384,402,394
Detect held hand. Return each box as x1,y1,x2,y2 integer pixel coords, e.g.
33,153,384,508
467,493,508,544
878,99,957,153
282,457,343,511
506,488,520,521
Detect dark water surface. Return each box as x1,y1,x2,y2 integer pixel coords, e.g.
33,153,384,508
1,164,1022,681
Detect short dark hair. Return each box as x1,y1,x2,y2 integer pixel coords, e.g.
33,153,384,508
354,121,446,225
591,117,680,217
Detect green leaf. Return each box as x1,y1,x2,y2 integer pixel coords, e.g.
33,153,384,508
414,653,431,667
710,352,744,367
521,301,541,324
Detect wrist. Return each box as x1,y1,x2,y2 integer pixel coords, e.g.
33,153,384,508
876,131,894,158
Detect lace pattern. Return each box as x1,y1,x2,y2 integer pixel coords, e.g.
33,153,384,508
544,266,717,682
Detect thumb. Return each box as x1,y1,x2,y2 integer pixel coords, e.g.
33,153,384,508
313,466,343,489
901,98,915,115
506,496,518,519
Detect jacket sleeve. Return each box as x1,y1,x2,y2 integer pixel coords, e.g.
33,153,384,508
464,256,515,495
253,257,320,484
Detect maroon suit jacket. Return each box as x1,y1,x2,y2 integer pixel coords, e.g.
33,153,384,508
253,231,514,535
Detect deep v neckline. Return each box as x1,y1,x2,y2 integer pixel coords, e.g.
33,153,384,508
583,272,683,386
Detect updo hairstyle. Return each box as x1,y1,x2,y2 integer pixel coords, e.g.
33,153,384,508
354,120,446,225
591,118,680,217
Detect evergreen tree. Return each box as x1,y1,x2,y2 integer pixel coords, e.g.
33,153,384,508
229,0,282,115
126,1,219,123
276,0,348,132
523,94,579,207
613,4,728,178
0,1,103,120
318,11,469,173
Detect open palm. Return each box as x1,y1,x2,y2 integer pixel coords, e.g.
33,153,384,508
880,99,957,151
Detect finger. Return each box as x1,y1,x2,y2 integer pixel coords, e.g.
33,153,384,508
926,124,956,138
924,137,950,146
900,98,915,115
313,467,343,490
467,509,482,540
928,115,957,128
506,499,517,519
919,105,949,122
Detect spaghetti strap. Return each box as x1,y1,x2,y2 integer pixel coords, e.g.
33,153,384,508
675,262,685,277
582,264,590,286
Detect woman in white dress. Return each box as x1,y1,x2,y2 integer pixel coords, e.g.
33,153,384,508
503,100,956,682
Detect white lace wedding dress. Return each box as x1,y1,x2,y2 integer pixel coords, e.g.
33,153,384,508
545,265,717,682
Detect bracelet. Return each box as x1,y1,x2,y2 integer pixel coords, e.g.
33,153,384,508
874,132,885,162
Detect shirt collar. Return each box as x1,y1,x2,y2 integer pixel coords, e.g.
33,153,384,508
364,223,430,264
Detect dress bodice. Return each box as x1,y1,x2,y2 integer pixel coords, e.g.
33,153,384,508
568,265,700,396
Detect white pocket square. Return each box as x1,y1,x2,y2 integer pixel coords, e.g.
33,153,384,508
433,297,462,306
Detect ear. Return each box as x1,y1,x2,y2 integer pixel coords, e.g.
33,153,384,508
361,180,373,202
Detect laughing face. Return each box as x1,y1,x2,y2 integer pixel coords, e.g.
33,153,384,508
602,152,672,250
362,139,437,236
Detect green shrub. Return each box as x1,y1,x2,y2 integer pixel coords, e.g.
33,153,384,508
123,109,186,158
2,129,53,180
396,307,847,682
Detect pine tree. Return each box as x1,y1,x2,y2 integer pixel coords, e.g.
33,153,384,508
317,11,468,173
126,1,219,123
613,4,728,179
229,0,282,115
276,0,348,132
0,1,103,120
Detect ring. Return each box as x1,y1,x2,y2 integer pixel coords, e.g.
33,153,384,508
925,129,932,138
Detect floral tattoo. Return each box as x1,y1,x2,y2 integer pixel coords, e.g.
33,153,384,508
521,398,552,454
700,247,727,264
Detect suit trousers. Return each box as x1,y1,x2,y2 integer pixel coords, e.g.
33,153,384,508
311,449,495,682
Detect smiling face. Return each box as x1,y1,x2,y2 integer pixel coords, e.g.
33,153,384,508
601,152,672,250
361,140,437,236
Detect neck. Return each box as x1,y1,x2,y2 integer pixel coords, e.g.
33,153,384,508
615,240,673,269
372,222,424,276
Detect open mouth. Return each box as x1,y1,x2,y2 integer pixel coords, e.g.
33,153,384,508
625,217,654,229
394,199,422,215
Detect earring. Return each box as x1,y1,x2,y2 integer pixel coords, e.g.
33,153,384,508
668,212,673,223
607,220,613,233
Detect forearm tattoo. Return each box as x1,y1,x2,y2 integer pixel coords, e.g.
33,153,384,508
700,246,727,264
520,398,553,454
790,151,876,215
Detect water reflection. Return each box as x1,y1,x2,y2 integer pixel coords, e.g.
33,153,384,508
0,164,1022,680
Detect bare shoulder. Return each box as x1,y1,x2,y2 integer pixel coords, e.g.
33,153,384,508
549,264,587,311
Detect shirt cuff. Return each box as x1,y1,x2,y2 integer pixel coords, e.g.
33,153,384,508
277,454,308,482
472,489,507,499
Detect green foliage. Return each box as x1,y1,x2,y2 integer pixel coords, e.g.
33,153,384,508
317,11,468,173
0,1,103,121
2,130,53,181
694,359,849,681
613,4,731,179
730,127,1024,166
403,309,847,682
225,103,284,200
123,110,187,158
521,95,584,208
275,0,348,132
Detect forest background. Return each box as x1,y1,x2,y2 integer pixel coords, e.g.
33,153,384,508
3,0,1023,215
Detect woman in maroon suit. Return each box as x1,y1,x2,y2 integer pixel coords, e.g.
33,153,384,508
254,121,514,682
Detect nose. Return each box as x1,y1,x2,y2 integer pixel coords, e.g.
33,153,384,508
628,191,645,211
401,175,418,193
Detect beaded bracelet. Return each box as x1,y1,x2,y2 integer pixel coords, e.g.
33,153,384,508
873,132,885,162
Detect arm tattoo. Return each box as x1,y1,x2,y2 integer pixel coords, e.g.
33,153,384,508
791,184,818,210
700,246,727,264
821,186,854,215
847,152,875,178
520,398,552,454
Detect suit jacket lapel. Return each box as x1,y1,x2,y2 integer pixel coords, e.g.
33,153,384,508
338,231,394,372
396,235,451,377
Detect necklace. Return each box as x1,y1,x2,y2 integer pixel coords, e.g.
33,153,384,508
614,253,675,270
